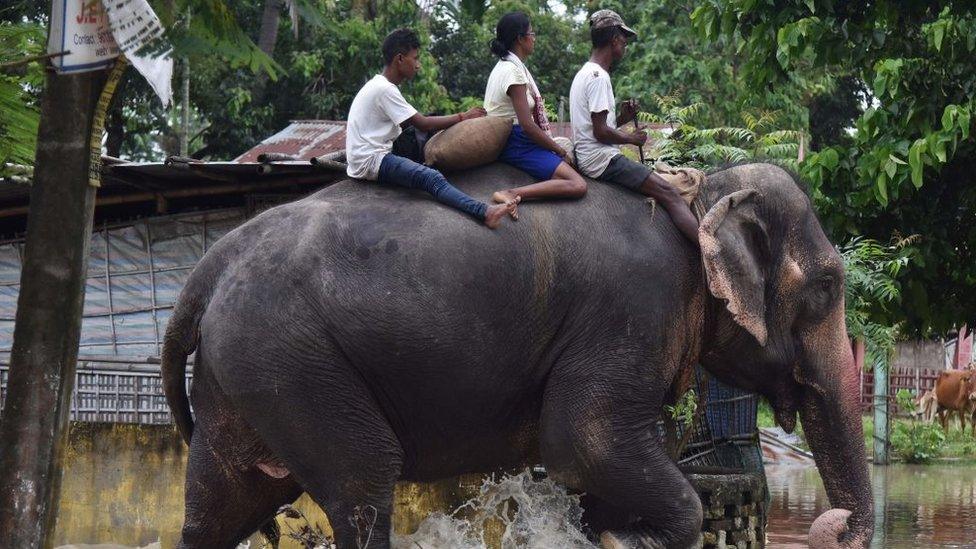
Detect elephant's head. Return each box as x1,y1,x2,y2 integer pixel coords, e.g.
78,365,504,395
697,164,873,548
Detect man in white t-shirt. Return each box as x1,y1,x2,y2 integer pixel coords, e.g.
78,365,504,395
569,10,700,245
345,29,517,228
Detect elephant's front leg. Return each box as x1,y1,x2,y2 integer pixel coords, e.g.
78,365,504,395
539,358,702,549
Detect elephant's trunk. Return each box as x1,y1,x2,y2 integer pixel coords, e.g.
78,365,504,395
798,309,874,548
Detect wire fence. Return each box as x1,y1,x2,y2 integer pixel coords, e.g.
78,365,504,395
859,366,944,415
0,359,192,425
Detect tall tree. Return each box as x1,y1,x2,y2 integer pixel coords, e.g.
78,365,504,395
693,1,976,334
0,2,279,545
0,64,111,548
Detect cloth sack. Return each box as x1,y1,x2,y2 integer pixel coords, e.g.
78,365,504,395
424,117,513,171
653,161,706,207
552,136,573,155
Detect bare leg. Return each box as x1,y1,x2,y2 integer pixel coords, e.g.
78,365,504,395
493,162,587,204
638,173,700,246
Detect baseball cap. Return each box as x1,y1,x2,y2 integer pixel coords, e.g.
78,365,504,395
589,9,637,38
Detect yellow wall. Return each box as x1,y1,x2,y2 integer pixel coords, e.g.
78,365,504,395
52,423,488,549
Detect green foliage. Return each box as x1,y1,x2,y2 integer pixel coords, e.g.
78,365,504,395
0,20,44,177
188,0,459,157
636,94,803,170
891,389,945,463
840,236,915,371
666,388,697,427
159,0,291,77
609,0,848,141
693,1,976,334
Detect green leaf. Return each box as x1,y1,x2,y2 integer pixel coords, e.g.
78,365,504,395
934,138,947,162
805,0,816,13
876,171,889,206
942,105,955,130
909,139,926,188
884,158,897,179
821,148,839,170
889,153,907,165
934,23,945,52
873,73,887,98
959,108,971,139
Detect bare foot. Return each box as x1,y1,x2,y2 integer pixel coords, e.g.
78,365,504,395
484,197,520,229
492,190,521,220
492,190,519,204
484,204,509,229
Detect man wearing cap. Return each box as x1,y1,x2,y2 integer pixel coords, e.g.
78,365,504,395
569,9,700,245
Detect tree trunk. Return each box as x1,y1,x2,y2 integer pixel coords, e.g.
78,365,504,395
251,0,282,104
0,67,108,548
352,0,377,20
258,0,282,56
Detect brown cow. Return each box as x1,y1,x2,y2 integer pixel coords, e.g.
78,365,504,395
935,369,976,436
916,389,938,423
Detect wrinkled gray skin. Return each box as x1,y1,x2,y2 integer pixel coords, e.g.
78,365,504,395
162,163,872,549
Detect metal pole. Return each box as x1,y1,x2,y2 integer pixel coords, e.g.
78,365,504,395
873,359,889,465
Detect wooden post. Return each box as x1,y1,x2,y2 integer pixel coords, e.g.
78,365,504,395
873,354,890,465
0,66,110,546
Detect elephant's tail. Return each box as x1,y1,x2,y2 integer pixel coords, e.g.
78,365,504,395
161,286,207,445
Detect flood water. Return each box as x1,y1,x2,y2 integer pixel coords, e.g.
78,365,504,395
767,463,976,548
55,462,976,548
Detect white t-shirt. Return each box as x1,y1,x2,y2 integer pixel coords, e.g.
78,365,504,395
484,59,535,122
345,74,418,180
570,62,622,178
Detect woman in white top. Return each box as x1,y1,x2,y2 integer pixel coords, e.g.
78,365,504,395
484,12,587,208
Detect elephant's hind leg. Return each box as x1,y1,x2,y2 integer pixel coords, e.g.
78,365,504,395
178,432,302,549
233,363,405,549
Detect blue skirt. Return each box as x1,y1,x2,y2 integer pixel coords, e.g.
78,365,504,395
498,125,563,180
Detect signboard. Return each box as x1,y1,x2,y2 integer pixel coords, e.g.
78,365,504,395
47,0,172,106
48,0,120,73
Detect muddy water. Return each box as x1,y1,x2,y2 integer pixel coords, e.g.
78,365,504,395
767,463,976,548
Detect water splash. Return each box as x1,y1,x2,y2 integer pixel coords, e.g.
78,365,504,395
392,469,597,549
64,471,595,549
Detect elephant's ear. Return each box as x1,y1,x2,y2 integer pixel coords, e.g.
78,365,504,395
699,188,769,346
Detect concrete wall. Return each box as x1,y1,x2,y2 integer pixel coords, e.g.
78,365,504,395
52,423,486,548
53,423,187,548
891,341,946,371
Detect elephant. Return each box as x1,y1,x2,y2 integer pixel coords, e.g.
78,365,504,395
161,162,873,548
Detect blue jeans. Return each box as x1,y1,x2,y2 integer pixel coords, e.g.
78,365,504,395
377,154,487,220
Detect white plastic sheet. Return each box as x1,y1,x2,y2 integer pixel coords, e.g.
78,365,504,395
102,0,173,107
48,0,173,106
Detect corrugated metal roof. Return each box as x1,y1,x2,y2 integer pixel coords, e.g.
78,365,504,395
233,120,347,163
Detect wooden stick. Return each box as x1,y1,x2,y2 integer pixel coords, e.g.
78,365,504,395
633,118,646,164
0,50,70,71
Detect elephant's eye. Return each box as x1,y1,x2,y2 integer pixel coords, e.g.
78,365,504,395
817,275,834,293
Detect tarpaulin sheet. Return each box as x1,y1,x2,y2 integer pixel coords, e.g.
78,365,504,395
0,208,246,357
